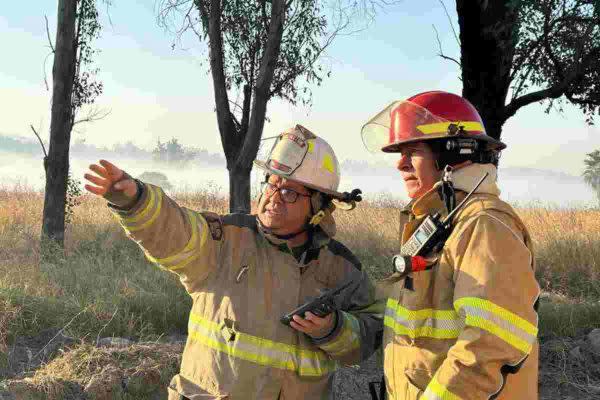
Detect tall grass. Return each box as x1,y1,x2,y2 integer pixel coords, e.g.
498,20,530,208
1,184,599,347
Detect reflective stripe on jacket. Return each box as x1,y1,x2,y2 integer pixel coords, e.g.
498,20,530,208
379,163,540,400
112,185,382,400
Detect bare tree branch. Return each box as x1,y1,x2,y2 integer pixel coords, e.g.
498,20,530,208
239,0,286,168
437,0,459,46
30,124,48,158
43,51,53,91
433,24,461,67
30,124,49,175
207,0,236,162
42,14,57,92
104,0,114,28
72,106,111,126
352,0,404,24
45,15,55,53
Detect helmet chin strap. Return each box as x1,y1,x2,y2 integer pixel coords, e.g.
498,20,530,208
270,227,309,240
256,214,313,241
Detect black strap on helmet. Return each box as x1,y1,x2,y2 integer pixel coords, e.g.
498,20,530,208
438,166,456,214
430,138,500,170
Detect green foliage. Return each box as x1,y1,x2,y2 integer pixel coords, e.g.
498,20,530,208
511,0,600,122
65,172,82,225
218,0,329,106
1,231,190,344
160,0,332,108
72,0,105,112
538,301,600,338
151,137,194,165
583,149,600,203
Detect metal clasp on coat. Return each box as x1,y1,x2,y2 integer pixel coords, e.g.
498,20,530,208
220,318,237,342
236,265,249,283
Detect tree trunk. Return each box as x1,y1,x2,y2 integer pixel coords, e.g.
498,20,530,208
229,166,252,213
42,0,78,250
456,0,519,141
229,0,285,214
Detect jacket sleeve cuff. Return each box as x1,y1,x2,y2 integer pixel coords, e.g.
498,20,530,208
311,311,361,357
109,183,163,232
107,179,146,213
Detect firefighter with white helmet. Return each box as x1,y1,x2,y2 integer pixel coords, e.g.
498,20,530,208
363,91,540,400
84,124,382,400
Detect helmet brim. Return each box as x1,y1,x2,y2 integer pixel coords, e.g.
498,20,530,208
381,133,507,153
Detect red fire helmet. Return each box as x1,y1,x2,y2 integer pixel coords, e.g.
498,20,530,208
361,91,506,153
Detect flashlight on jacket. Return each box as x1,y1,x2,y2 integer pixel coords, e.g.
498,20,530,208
391,255,429,276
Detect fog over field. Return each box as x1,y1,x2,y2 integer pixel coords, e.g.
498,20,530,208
1,149,596,209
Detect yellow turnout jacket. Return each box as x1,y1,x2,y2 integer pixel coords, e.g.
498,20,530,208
380,163,540,400
110,183,382,400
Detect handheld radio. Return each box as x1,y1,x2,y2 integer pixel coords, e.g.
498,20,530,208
392,172,489,276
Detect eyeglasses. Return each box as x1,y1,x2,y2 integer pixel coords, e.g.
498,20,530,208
261,182,311,204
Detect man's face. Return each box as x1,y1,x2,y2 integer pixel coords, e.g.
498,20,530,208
257,175,312,234
395,142,442,199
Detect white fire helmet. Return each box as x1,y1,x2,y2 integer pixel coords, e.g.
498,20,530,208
253,124,347,199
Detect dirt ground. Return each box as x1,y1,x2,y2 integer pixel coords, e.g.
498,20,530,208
2,333,600,399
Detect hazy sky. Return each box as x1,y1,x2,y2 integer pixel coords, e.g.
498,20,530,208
2,0,600,176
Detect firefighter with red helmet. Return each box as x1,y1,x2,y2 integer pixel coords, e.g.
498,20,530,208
362,91,540,400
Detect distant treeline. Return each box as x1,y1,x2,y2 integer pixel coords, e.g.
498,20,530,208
0,133,225,166
0,134,41,154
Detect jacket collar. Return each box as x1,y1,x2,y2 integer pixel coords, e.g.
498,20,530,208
410,163,500,218
448,163,500,196
255,216,330,262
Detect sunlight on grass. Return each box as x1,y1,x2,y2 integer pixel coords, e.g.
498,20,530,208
1,183,599,346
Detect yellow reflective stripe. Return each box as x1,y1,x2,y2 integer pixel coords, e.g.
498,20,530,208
322,154,335,173
416,121,484,135
319,312,360,356
387,298,459,321
122,186,163,232
454,297,537,336
423,375,462,400
307,139,315,153
188,313,336,376
121,184,157,225
464,315,532,353
454,297,538,353
384,316,461,339
145,210,209,271
384,298,462,339
188,331,299,371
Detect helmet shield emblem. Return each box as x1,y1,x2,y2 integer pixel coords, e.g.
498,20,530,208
267,133,309,176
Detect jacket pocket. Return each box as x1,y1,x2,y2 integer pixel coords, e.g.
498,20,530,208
168,385,228,400
170,371,229,399
404,368,430,400
404,378,424,400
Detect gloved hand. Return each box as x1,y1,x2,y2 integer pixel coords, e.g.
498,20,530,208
84,159,139,209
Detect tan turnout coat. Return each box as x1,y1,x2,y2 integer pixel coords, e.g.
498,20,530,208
380,163,540,400
111,184,382,400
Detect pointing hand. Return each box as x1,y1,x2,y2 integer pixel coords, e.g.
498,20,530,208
84,159,139,209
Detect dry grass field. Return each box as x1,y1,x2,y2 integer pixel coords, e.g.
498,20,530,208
1,183,600,397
